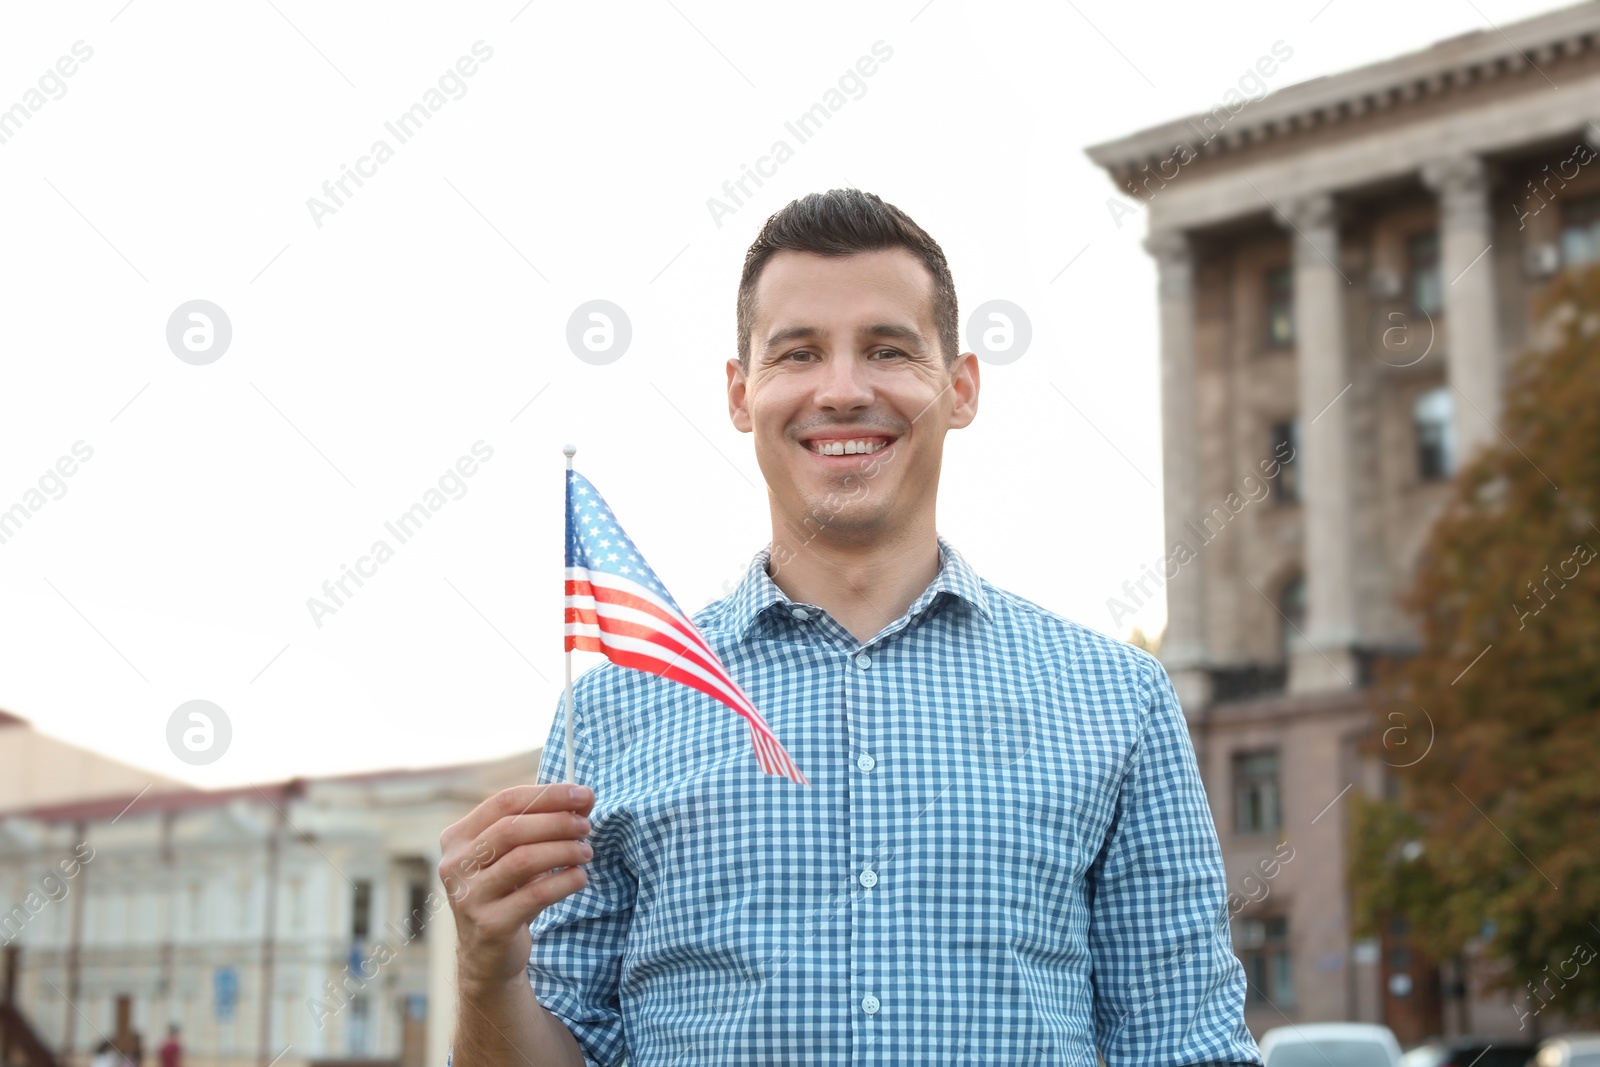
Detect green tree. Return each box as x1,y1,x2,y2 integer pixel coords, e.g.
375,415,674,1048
1350,266,1600,1025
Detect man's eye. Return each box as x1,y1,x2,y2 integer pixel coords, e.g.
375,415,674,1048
785,350,817,361
869,348,901,359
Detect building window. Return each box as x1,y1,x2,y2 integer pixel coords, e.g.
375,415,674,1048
1414,386,1455,481
351,880,372,939
1265,266,1294,347
1279,576,1306,656
1560,194,1600,266
1408,231,1442,315
1233,750,1281,834
348,995,369,1055
1269,420,1299,504
1235,916,1295,1008
406,882,430,941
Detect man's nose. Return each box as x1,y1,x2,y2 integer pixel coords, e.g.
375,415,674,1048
813,352,874,410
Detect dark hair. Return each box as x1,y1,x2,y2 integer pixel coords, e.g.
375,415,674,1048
735,189,959,371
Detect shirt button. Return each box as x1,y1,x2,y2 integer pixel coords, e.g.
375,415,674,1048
854,653,872,669
858,869,878,889
856,753,876,772
790,607,809,620
861,994,880,1014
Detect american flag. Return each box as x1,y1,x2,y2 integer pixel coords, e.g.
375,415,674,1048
564,469,809,785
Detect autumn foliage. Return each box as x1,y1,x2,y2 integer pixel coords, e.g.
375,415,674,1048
1350,266,1600,1023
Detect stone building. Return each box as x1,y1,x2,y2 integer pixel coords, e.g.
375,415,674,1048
0,746,540,1067
1087,0,1600,1046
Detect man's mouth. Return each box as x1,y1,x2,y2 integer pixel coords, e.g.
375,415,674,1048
801,436,895,456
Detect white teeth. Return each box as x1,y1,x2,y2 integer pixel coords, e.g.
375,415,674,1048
810,438,887,456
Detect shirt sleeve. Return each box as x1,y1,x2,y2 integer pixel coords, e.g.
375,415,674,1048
1086,655,1263,1066
524,684,635,1067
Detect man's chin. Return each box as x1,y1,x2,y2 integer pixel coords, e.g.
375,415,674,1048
780,500,891,548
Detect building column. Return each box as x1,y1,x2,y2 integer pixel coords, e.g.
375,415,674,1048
1422,154,1501,465
1276,192,1359,693
1143,228,1211,715
426,846,457,1067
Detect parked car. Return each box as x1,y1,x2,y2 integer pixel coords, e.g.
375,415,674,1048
1259,1023,1403,1067
1399,1037,1538,1067
1532,1033,1600,1067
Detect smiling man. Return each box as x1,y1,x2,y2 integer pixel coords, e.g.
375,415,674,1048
439,189,1262,1066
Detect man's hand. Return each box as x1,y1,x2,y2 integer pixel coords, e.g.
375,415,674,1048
439,783,596,994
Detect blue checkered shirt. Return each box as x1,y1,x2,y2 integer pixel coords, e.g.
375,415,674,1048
511,536,1260,1066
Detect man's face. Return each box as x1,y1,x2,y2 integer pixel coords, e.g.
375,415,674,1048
727,248,978,547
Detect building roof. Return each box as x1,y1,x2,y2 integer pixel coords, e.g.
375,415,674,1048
1086,0,1600,183
0,750,542,824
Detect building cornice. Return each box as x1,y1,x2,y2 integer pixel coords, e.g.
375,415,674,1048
1086,1,1600,185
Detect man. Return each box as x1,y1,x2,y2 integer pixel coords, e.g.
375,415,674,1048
440,189,1261,1065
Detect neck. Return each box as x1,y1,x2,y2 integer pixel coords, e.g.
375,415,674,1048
766,517,941,644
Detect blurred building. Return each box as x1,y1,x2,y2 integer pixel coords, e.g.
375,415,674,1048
0,738,540,1067
1088,0,1600,1046
0,712,188,812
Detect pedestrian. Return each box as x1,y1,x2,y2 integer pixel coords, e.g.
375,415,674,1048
159,1025,180,1067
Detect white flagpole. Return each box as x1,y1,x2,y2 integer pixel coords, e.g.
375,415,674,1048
562,443,577,784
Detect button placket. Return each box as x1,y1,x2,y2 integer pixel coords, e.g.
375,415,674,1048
845,640,889,1043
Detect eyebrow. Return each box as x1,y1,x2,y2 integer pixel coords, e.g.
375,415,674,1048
762,323,926,355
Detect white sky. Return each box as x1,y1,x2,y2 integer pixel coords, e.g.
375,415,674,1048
0,0,1576,788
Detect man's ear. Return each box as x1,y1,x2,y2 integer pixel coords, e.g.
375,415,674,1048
727,357,752,433
947,351,980,430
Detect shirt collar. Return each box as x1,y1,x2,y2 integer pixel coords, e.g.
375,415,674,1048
722,534,993,640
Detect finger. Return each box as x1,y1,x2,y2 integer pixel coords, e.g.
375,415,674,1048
444,783,592,848
479,808,591,861
477,865,590,934
470,838,595,904
442,810,590,902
